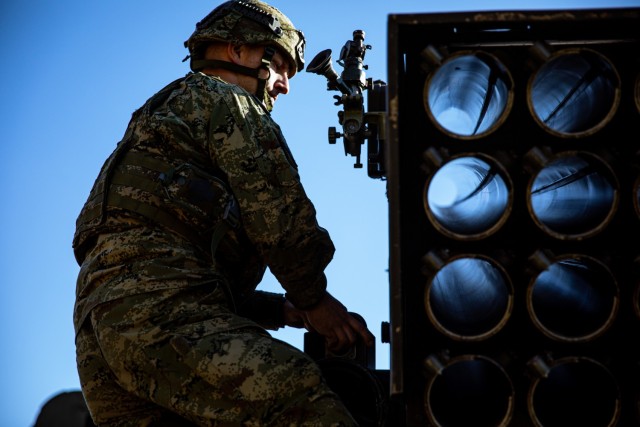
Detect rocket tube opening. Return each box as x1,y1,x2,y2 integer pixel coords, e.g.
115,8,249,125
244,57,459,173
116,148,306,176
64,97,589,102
527,48,620,138
424,51,513,139
527,254,619,343
527,356,620,427
425,154,512,240
527,151,618,240
425,354,514,427
425,255,513,341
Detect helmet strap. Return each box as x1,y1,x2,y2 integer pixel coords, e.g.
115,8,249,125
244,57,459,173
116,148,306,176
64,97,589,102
256,46,275,110
190,59,259,77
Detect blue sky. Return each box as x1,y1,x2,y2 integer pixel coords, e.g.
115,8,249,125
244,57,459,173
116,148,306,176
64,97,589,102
1,0,638,425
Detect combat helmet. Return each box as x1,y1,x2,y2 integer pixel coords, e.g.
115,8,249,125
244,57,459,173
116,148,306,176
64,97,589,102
184,1,305,110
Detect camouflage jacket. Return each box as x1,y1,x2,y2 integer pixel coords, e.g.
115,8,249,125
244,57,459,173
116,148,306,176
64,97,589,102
73,72,334,333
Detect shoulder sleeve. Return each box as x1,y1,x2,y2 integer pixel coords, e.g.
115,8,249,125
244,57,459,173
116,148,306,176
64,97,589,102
208,89,333,309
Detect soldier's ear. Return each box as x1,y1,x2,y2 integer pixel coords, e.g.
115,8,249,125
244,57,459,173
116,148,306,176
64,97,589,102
227,43,244,64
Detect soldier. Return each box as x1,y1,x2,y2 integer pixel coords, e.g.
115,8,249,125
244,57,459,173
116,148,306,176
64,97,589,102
72,1,374,425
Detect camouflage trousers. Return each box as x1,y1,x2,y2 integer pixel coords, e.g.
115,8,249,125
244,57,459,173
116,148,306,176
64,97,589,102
75,284,357,426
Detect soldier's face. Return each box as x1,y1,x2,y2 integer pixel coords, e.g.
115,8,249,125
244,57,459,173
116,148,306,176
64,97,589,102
237,45,290,107
265,49,291,103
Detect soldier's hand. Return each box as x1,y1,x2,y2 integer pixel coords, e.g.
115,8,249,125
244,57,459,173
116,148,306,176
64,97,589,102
283,299,307,329
302,292,375,352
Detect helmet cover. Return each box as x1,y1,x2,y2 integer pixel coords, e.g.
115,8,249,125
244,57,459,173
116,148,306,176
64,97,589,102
184,0,305,77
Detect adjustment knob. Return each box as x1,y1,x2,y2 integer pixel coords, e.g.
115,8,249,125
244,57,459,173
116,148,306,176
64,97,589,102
328,126,341,144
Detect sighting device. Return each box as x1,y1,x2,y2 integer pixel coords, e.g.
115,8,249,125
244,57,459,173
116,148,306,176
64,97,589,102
306,30,387,179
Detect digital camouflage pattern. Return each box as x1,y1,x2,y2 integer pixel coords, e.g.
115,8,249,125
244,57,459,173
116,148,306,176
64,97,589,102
76,287,356,426
184,0,306,76
73,71,350,425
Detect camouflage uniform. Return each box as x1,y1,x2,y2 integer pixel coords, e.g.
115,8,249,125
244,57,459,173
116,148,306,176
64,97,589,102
73,2,357,425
